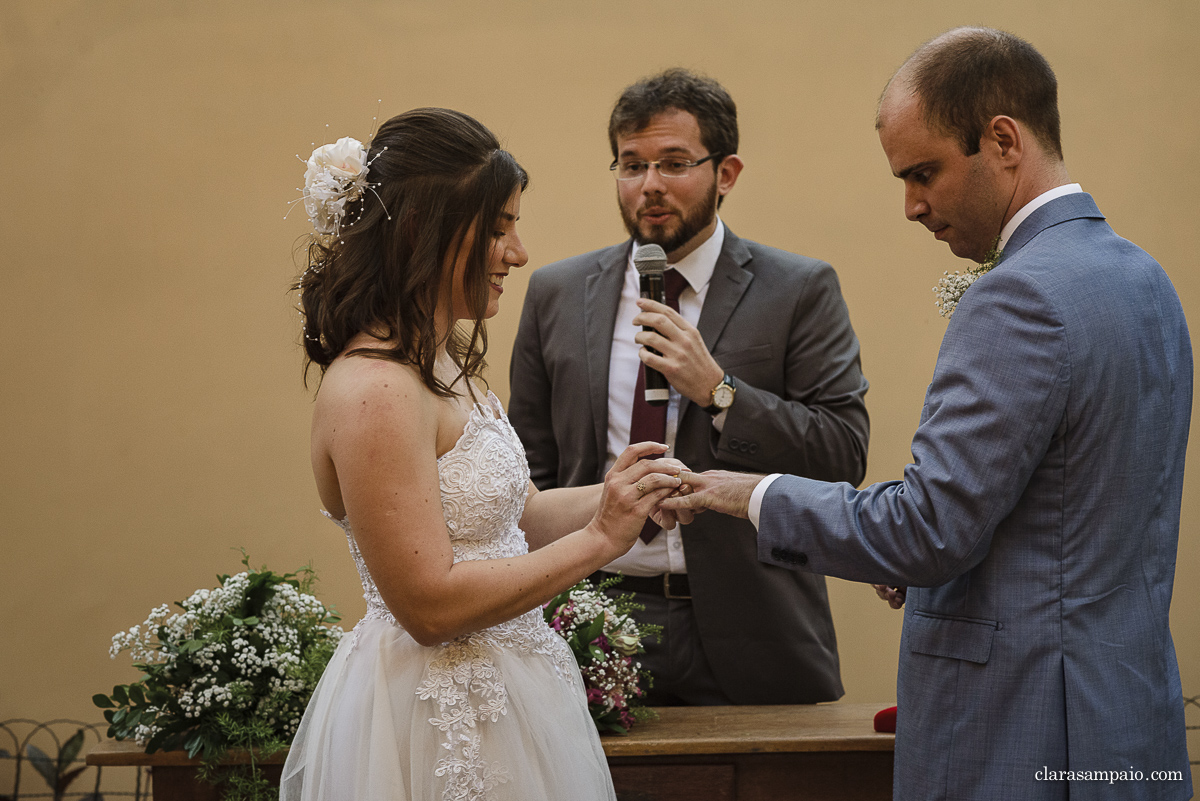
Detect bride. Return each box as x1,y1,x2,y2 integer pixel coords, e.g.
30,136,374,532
281,108,684,801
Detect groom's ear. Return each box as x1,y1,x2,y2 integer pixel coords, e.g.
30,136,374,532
982,115,1023,167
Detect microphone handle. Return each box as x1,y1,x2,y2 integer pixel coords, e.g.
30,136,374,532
639,272,670,407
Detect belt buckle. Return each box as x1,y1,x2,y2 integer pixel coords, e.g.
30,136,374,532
663,573,691,600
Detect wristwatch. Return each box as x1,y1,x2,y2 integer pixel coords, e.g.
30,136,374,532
703,374,736,415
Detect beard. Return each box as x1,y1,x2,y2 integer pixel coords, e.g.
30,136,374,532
619,185,719,258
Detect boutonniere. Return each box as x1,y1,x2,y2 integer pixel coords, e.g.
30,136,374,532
933,237,1002,318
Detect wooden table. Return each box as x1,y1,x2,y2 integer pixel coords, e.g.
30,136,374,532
601,703,894,801
88,702,894,801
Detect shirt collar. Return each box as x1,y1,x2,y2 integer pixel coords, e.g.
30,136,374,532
997,183,1083,253
629,216,725,294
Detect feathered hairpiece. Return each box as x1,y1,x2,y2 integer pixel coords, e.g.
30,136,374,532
300,137,376,236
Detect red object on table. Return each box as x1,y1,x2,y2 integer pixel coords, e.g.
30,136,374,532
873,706,897,733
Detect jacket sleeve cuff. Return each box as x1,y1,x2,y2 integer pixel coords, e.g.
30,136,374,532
748,473,783,529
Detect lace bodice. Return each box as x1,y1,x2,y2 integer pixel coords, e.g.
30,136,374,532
322,392,579,801
436,392,532,558
325,392,535,626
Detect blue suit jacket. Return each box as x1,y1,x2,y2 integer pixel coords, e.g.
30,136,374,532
759,194,1193,800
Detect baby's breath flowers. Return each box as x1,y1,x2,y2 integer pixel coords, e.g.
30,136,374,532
96,553,343,801
934,237,1003,319
543,576,660,734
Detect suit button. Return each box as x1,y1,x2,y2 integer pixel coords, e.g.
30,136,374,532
797,553,808,566
730,438,741,449
771,547,784,561
748,443,758,455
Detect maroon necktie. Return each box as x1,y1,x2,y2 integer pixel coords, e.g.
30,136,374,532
630,268,689,543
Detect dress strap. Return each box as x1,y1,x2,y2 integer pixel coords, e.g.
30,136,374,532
321,510,352,532
479,390,505,421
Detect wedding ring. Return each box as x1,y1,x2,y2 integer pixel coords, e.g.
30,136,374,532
636,480,647,495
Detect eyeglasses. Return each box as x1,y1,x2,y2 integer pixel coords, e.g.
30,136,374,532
609,153,724,181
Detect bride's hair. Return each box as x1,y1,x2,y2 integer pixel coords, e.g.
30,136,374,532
295,107,528,396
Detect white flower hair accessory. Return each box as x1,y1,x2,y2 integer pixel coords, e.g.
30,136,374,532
302,137,374,236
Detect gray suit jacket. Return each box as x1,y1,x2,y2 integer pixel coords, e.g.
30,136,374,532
510,227,869,703
760,194,1193,799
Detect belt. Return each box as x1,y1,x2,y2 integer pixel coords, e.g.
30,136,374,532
592,571,691,600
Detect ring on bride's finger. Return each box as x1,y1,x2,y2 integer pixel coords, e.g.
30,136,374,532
636,480,647,495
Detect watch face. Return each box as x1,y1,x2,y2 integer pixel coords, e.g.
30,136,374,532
713,383,735,408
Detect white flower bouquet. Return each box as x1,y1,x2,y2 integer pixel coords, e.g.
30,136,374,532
543,576,660,734
95,553,343,800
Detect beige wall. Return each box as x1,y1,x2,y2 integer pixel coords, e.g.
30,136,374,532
2,0,1197,771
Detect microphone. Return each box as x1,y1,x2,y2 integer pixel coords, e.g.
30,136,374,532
633,243,670,406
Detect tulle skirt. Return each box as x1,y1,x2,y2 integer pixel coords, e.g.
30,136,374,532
281,615,617,801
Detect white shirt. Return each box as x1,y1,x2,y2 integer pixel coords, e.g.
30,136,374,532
747,184,1085,529
602,218,726,576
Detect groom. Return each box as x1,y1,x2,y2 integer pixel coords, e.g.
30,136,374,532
663,27,1193,801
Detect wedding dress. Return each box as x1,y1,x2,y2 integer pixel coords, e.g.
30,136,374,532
281,393,617,801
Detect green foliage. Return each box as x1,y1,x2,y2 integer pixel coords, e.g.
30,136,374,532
95,551,343,801
196,714,287,801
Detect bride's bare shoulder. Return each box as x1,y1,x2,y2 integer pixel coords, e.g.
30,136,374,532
309,352,441,518
314,355,434,436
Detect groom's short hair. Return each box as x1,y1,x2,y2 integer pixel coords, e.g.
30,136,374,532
885,27,1064,160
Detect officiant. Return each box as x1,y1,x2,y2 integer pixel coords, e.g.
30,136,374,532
508,68,870,706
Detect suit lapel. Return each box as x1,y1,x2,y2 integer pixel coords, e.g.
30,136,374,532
999,192,1106,265
584,243,631,471
687,228,754,416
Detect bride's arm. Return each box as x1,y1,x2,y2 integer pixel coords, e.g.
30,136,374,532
319,363,680,647
520,470,688,550
519,485,600,550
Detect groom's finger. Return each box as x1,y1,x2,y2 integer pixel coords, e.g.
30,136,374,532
676,470,710,490
658,489,707,512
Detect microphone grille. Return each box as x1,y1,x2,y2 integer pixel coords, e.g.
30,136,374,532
633,243,667,276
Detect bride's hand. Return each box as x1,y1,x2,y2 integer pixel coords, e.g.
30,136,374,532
646,457,691,530
588,442,683,555
638,456,692,533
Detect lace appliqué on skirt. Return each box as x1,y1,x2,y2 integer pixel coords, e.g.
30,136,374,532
416,610,580,800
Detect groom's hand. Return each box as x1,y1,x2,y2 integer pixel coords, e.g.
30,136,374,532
659,469,765,519
873,584,907,609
